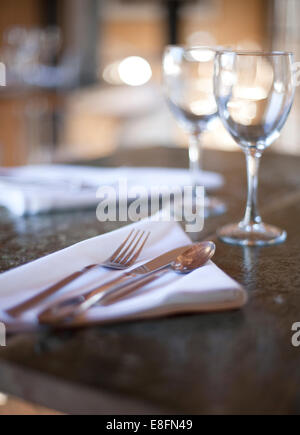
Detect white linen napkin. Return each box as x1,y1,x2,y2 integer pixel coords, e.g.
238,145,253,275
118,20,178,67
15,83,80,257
0,217,247,333
0,165,224,216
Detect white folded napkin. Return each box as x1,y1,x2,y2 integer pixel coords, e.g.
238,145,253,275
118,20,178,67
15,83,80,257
0,217,247,333
0,165,224,216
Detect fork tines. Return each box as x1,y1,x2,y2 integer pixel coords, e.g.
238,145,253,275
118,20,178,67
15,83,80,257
108,230,151,267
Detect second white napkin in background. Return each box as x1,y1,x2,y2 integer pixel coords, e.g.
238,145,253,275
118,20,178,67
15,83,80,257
0,165,224,216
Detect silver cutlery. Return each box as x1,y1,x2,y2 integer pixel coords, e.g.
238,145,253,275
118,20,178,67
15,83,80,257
6,229,150,318
38,242,216,325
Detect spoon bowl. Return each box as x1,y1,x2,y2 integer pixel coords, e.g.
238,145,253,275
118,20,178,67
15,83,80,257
172,241,216,273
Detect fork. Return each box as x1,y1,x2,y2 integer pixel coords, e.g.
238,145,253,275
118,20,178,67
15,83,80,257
6,229,151,318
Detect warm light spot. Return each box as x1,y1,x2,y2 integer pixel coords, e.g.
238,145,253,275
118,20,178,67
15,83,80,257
118,56,152,87
234,86,268,101
0,393,8,406
188,49,215,63
228,100,258,125
190,98,217,116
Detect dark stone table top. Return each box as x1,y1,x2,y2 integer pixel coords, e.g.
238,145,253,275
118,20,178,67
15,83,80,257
1,147,300,415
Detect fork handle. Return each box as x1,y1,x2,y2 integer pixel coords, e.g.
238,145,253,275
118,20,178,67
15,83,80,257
6,264,98,318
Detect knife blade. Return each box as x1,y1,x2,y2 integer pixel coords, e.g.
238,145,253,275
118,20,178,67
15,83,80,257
38,243,193,325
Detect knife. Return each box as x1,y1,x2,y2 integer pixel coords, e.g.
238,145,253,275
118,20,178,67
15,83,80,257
38,243,194,325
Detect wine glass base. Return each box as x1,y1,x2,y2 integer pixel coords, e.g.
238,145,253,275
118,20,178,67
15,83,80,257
217,222,287,247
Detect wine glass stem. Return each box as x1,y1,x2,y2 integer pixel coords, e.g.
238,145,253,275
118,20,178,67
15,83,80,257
189,132,203,193
242,148,262,227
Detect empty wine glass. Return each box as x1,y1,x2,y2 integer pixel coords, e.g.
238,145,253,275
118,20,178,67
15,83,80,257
214,50,295,246
163,45,226,217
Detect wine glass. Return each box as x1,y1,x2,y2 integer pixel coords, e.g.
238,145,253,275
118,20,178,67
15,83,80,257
163,45,226,217
214,50,295,246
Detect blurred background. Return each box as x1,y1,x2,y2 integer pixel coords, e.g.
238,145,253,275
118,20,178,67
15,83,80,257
0,0,299,166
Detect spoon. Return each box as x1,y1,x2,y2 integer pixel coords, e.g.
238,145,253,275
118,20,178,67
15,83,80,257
172,241,216,273
39,241,216,326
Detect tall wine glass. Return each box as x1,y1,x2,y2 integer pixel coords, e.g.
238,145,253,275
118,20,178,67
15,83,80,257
163,46,225,216
214,50,295,246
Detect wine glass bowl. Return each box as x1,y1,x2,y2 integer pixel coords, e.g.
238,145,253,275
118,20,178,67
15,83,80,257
164,46,218,134
163,46,226,217
214,50,295,246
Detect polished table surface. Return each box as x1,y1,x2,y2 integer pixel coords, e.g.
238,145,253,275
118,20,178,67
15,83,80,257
1,147,300,415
